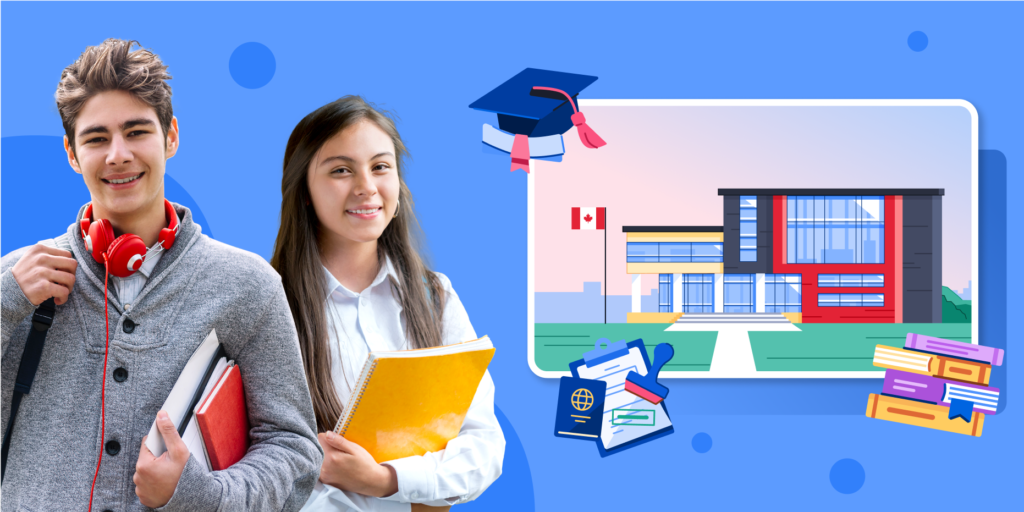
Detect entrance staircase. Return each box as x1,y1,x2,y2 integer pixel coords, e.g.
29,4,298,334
674,313,792,324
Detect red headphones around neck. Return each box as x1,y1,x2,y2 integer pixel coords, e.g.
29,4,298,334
79,199,179,278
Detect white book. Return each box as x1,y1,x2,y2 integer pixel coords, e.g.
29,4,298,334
145,329,222,458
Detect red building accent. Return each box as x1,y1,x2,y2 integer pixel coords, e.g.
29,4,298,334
771,195,900,323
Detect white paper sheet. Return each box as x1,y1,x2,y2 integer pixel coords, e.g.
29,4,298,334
576,346,672,451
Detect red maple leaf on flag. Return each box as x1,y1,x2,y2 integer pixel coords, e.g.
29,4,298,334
584,213,593,224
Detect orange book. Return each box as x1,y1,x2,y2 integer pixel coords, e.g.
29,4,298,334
866,394,984,437
333,336,495,463
196,363,251,470
936,356,991,386
872,345,991,385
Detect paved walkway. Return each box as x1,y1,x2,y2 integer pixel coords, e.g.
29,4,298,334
664,313,801,377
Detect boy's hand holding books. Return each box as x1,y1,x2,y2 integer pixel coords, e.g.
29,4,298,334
135,411,188,508
317,431,398,498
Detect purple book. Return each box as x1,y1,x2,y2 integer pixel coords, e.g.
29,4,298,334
904,333,1004,366
883,370,1000,414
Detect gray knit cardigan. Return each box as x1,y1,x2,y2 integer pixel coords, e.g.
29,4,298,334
1,203,323,511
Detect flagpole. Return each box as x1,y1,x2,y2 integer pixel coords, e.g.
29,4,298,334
604,208,607,324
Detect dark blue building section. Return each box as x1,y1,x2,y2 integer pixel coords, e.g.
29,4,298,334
902,195,943,323
722,194,774,275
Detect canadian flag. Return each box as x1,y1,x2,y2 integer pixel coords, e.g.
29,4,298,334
571,207,605,230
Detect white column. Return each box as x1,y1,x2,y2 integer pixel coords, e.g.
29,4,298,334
756,273,766,313
672,274,683,313
714,274,724,313
632,274,642,313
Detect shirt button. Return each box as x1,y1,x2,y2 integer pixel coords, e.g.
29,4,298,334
122,319,136,334
113,367,128,382
105,440,121,456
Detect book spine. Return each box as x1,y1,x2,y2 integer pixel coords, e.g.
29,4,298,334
905,333,1003,366
336,359,378,436
935,356,991,386
866,394,984,437
882,370,945,403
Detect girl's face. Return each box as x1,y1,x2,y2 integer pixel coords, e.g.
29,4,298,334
307,119,400,248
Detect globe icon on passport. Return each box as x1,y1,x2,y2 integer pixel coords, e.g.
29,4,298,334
571,388,594,411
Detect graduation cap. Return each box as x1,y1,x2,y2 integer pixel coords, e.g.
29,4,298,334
470,68,606,173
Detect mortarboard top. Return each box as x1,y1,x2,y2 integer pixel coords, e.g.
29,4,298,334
469,68,598,138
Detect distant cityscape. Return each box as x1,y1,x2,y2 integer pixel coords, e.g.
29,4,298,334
535,282,657,324
957,281,973,301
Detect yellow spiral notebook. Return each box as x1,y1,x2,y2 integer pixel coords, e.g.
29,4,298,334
332,336,496,463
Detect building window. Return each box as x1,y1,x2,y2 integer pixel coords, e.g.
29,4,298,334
627,242,660,262
659,274,673,312
724,274,755,313
765,274,802,312
740,196,757,262
683,274,715,313
818,293,885,307
818,274,884,288
627,242,723,263
787,196,884,264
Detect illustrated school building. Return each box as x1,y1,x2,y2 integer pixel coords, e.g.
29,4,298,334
625,189,944,324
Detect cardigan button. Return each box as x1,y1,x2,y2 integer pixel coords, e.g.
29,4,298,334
122,319,136,334
113,367,128,382
105,440,121,456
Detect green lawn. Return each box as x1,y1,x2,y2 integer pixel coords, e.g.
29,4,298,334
748,323,973,371
534,323,717,372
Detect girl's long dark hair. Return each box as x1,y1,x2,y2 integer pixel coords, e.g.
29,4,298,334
271,96,445,432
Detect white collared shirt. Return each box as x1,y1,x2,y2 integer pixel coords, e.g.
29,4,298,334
302,258,505,512
110,245,164,309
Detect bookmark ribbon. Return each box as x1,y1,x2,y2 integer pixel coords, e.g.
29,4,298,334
948,398,973,422
510,134,530,173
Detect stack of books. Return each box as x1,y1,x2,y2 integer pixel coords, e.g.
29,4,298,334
867,333,1003,437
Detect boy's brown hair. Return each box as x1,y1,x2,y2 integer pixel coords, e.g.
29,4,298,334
55,39,173,154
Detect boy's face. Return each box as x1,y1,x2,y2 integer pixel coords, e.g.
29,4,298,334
64,89,178,219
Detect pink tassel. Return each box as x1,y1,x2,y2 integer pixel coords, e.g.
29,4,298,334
532,86,607,150
571,111,606,149
510,133,530,173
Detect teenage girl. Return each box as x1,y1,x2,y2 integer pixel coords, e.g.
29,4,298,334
271,96,504,512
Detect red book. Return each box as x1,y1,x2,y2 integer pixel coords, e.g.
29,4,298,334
195,363,250,471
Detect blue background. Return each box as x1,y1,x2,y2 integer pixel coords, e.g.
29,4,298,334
2,2,1021,509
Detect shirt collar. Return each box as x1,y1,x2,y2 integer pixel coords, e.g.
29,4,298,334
323,255,398,300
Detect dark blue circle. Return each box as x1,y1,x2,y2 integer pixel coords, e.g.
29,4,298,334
908,31,929,52
229,42,276,89
691,432,712,453
830,459,865,494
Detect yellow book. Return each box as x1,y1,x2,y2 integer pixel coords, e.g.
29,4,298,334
865,394,984,437
333,336,496,463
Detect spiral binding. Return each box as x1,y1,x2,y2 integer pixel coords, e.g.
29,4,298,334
335,359,378,435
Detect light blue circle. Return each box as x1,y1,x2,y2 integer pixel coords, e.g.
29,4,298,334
830,459,866,494
691,432,712,453
908,31,929,52
229,42,276,89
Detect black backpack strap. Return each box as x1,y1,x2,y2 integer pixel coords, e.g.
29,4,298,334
1,298,57,481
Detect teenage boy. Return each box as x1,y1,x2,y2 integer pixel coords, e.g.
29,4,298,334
1,39,322,511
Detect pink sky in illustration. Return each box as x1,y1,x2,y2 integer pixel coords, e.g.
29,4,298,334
534,105,972,296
